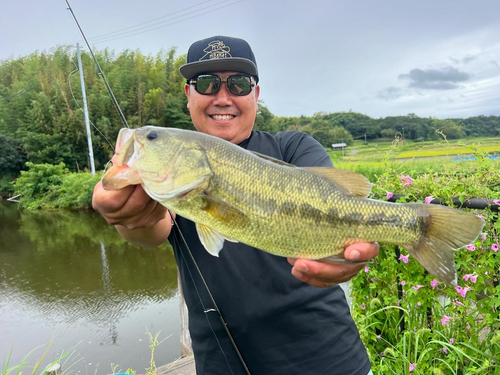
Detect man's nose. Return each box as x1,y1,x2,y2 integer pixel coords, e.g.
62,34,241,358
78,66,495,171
212,83,232,105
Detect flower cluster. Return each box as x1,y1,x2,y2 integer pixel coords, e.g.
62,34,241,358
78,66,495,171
400,174,413,186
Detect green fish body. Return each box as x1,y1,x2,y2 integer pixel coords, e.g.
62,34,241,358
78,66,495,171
103,126,485,284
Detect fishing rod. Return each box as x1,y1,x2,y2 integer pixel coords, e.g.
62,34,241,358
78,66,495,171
65,0,129,129
169,211,252,375
64,3,251,373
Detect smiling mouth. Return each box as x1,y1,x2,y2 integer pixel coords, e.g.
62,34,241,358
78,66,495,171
210,114,236,120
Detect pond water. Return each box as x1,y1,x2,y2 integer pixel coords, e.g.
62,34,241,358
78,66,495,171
0,201,181,374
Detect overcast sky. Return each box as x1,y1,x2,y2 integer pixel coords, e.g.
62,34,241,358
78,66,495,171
1,0,499,119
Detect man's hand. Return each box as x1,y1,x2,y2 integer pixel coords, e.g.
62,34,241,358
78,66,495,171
92,181,172,247
287,242,379,287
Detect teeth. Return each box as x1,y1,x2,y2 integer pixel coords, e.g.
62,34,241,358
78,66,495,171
212,115,235,120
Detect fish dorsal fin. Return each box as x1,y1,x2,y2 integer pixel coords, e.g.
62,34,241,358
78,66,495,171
304,167,372,198
195,223,226,256
201,193,249,229
250,151,296,167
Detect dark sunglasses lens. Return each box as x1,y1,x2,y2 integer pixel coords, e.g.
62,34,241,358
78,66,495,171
228,75,252,95
196,75,221,94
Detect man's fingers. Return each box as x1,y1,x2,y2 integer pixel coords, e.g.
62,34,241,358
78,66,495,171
345,242,379,262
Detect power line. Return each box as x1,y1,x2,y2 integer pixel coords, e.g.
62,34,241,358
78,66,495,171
75,0,214,43
70,0,243,45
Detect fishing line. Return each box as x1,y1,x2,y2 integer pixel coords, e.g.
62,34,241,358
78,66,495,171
168,211,252,375
64,0,129,129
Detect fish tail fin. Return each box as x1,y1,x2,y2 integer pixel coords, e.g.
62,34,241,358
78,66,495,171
404,204,484,285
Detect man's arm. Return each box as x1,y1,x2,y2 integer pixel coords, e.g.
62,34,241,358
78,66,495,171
92,181,172,248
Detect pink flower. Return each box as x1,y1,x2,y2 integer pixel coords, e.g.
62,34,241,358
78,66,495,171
465,244,476,251
401,281,406,286
400,174,413,186
409,363,417,372
386,192,394,199
361,303,366,310
470,275,478,283
417,302,422,306
424,196,434,204
364,266,369,273
441,315,452,326
434,178,439,182
493,199,500,205
477,214,485,219
399,254,409,263
412,285,424,290
450,338,454,344
481,233,488,242
463,274,473,281
492,244,499,252
441,346,449,355
452,301,465,306
455,285,471,298
430,279,439,288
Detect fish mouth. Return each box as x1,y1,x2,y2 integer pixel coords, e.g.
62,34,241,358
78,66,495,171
102,129,143,190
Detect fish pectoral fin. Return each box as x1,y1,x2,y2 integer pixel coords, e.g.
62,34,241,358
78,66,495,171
201,194,249,229
250,151,296,167
303,167,372,198
195,223,226,257
318,253,371,265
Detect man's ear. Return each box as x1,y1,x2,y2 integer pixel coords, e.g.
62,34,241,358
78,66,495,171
255,85,260,111
184,83,190,109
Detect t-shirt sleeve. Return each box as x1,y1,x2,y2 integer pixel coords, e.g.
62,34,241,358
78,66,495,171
275,131,333,168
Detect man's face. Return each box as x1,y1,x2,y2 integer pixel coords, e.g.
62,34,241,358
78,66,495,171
184,71,260,144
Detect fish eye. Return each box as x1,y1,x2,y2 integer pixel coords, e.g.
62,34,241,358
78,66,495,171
146,130,158,140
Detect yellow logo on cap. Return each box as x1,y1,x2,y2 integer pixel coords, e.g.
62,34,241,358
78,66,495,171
200,40,232,60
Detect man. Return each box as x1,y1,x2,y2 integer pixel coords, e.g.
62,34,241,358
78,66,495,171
92,36,378,375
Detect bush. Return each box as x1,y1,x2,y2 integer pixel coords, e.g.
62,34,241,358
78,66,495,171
14,162,101,209
350,151,500,374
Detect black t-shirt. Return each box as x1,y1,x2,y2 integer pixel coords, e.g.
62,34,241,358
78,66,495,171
168,130,371,375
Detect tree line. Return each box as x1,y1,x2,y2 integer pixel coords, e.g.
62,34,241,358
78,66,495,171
1,46,499,184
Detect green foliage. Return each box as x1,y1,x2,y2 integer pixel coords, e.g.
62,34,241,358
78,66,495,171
0,135,26,177
350,148,500,374
14,162,101,209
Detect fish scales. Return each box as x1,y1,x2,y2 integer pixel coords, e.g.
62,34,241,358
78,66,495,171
102,126,485,284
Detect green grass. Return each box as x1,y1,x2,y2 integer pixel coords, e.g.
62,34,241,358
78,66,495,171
328,136,500,163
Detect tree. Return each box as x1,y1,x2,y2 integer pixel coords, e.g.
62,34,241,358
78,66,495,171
431,119,465,139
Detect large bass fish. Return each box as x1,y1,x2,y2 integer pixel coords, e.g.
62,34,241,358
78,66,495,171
102,126,484,284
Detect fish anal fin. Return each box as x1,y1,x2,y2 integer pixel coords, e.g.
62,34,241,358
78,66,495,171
403,203,485,285
304,167,372,198
201,194,249,229
319,253,371,265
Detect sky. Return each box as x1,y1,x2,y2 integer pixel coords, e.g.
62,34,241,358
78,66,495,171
1,0,499,119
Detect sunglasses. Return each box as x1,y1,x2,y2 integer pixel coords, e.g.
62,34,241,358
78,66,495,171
190,74,255,96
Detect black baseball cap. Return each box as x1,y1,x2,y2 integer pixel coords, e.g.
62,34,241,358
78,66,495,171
179,36,259,83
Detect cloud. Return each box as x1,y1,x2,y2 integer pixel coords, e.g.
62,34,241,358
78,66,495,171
450,54,478,65
399,66,470,90
377,86,404,101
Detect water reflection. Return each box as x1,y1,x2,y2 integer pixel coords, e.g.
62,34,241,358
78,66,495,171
0,201,180,373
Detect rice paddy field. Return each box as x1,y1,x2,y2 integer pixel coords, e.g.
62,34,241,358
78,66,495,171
328,136,500,182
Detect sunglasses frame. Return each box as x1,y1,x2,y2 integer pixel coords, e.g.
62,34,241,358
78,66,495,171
190,74,255,96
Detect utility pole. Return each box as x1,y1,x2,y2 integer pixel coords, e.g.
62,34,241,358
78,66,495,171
77,43,95,176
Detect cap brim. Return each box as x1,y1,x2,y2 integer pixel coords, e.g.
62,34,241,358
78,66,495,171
179,58,258,82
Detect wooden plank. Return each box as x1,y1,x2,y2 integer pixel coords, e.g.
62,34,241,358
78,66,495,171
178,271,193,356
155,355,195,375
